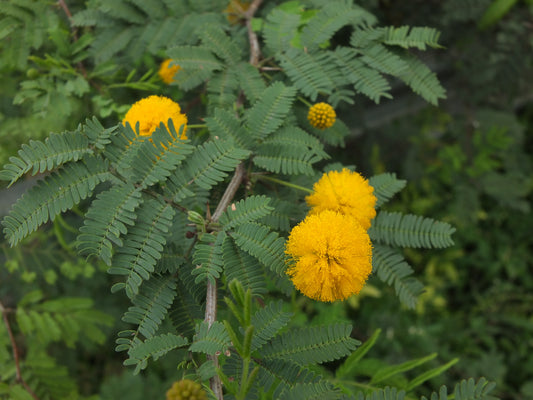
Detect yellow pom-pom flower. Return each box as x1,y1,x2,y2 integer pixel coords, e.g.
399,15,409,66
166,379,207,400
158,59,180,84
122,95,188,140
307,102,336,129
285,210,372,302
306,168,377,230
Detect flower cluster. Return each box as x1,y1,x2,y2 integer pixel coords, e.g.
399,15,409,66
307,102,336,129
166,379,207,400
122,95,188,140
285,169,377,302
158,59,180,84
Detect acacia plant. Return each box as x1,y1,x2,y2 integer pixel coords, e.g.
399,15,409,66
1,0,500,399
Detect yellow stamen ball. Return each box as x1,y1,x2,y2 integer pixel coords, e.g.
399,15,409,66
306,168,377,230
307,102,336,129
122,95,187,140
286,210,372,302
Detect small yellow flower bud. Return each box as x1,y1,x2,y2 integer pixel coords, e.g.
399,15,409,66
307,102,336,129
158,59,180,84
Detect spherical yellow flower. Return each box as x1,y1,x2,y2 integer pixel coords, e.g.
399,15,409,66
166,379,207,400
306,168,377,230
158,59,180,84
122,95,187,140
307,102,336,129
224,0,251,25
286,210,372,302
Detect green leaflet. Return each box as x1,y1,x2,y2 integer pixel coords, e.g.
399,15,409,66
251,300,292,351
206,68,240,113
2,155,111,247
245,82,297,140
369,211,456,249
329,47,392,104
255,359,320,398
199,25,242,65
355,387,406,400
261,323,359,365
369,172,407,208
189,321,231,355
77,183,143,265
278,49,340,101
124,333,188,375
121,276,178,341
205,107,255,149
372,245,424,309
183,138,251,190
223,237,268,296
232,222,286,275
382,26,443,50
300,0,376,52
421,377,498,400
0,130,91,187
252,126,329,176
262,6,301,54
396,54,447,106
191,232,225,284
109,199,175,298
279,381,342,400
220,195,274,230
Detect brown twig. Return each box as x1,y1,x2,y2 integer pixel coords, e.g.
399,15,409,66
244,0,264,66
205,163,246,399
0,301,40,400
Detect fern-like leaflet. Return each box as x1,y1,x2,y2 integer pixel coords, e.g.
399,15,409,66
2,155,112,247
260,323,359,365
372,245,424,309
108,198,176,298
369,211,456,249
77,183,143,265
231,222,286,275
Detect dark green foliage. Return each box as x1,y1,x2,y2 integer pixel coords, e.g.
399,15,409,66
77,183,143,265
329,47,392,103
189,321,231,355
369,211,456,249
0,131,90,187
255,359,320,398
280,381,343,400
250,300,292,351
223,237,267,296
232,222,286,275
108,199,176,297
120,275,177,342
192,233,225,284
421,378,498,400
2,155,111,247
244,82,297,140
179,139,250,191
260,323,359,365
124,333,188,374
219,195,274,230
372,245,424,309
369,173,407,208
278,49,342,102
